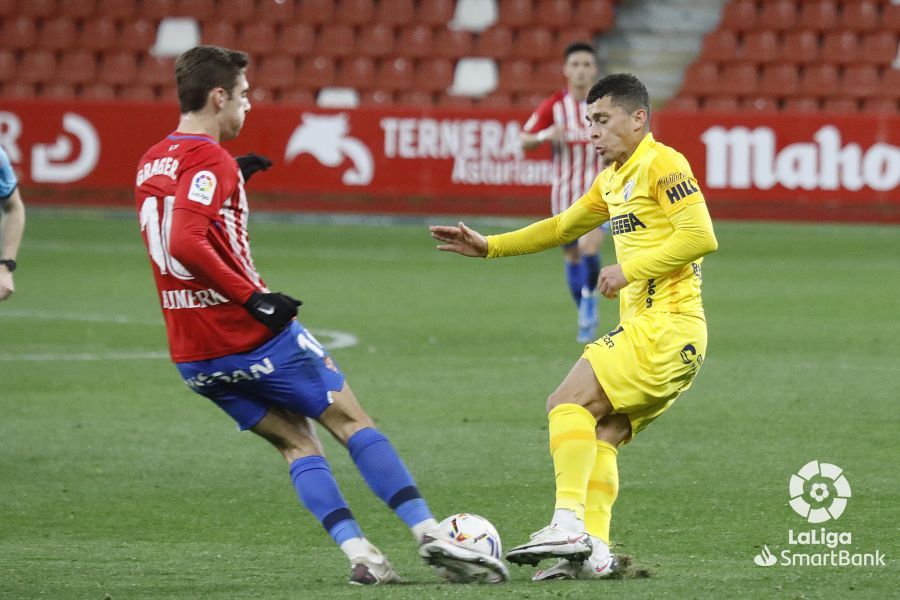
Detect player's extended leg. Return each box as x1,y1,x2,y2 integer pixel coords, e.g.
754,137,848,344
563,242,584,308
576,228,604,343
506,359,613,566
250,407,401,585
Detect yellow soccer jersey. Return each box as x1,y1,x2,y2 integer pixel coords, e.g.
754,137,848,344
487,132,717,321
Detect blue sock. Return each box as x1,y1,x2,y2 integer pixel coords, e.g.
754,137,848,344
348,428,433,528
582,254,600,294
289,456,363,545
565,260,585,305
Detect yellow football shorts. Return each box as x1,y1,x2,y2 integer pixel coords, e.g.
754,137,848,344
582,311,707,441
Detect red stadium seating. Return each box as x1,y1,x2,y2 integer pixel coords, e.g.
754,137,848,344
121,85,157,101
279,88,316,105
703,95,740,111
360,90,395,106
798,1,838,32
780,30,819,64
740,30,779,64
879,68,900,99
397,90,434,106
436,93,475,108
139,0,175,20
97,52,138,86
298,0,335,25
254,56,297,91
277,22,315,57
517,28,555,61
202,20,237,48
821,97,859,112
44,82,78,100
17,51,56,85
236,22,277,57
0,49,15,83
861,97,898,113
841,1,879,33
416,0,455,26
782,97,820,112
98,0,137,21
498,0,534,28
514,91,547,109
3,17,37,50
81,83,116,100
535,0,574,30
138,56,175,87
719,0,758,32
479,91,514,108
334,0,375,26
681,62,720,96
840,64,880,99
316,25,356,58
57,50,98,85
396,25,434,59
820,31,860,65
78,18,118,53
757,0,796,32
336,56,376,89
573,0,615,32
19,0,56,19
217,0,257,23
176,0,214,21
741,96,779,111
3,82,36,98
375,0,416,27
665,95,700,111
700,30,738,63
357,24,395,58
718,62,758,96
861,32,899,66
799,63,839,97
413,58,454,93
533,59,566,91
760,63,800,97
886,3,900,31
37,18,78,52
475,26,514,59
497,59,535,93
297,56,336,88
257,0,295,22
59,0,96,20
118,19,156,53
432,29,474,59
374,57,414,91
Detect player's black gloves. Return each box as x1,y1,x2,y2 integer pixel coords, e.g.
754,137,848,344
243,291,302,333
235,153,273,183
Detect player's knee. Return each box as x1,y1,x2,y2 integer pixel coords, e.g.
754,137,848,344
596,414,631,446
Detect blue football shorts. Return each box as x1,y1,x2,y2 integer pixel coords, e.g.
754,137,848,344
175,320,346,430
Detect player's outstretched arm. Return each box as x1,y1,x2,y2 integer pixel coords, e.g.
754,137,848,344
430,222,488,257
0,188,25,302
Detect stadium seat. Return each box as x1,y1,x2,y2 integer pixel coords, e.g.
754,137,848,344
19,0,55,19
719,0,757,32
702,95,740,111
360,89,395,106
139,0,175,20
4,82,36,98
760,63,799,97
416,0,456,26
841,0,879,33
740,95,778,111
375,57,414,91
879,68,900,99
449,58,498,97
740,30,779,64
573,0,615,32
700,30,738,63
533,59,566,91
513,91,547,108
43,82,77,100
152,17,202,57
886,3,900,32
680,62,720,96
97,52,138,86
279,88,316,105
57,50,98,85
397,89,434,106
665,95,700,111
861,97,898,112
432,29,474,59
257,0,295,22
840,64,880,98
138,55,175,87
798,1,838,31
2,17,37,50
336,56,376,89
78,18,118,52
59,0,96,20
719,62,758,95
315,25,356,58
37,18,77,52
81,82,116,100
799,63,839,97
437,93,476,108
413,58,455,93
396,25,434,59
450,0,498,32
16,51,56,85
121,85,157,101
375,0,416,27
357,24,395,58
0,0,14,16
475,26,514,59
202,21,237,48
782,97,820,112
98,0,137,20
276,22,314,57
554,28,596,57
297,56,336,88
254,56,297,91
118,19,156,53
861,32,899,66
158,83,177,103
334,0,374,25
821,31,860,65
235,22,276,57
517,28,555,61
218,0,261,24
497,0,533,28
479,90,514,108
497,59,534,93
821,97,859,112
0,49,15,83
535,0,574,30
248,86,273,104
780,30,819,64
317,87,360,108
176,0,215,21
298,0,335,25
756,0,796,32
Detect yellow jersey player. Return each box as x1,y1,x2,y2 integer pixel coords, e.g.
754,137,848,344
430,73,718,581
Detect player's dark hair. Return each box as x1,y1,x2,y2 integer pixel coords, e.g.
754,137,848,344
175,45,249,113
587,73,650,114
564,41,596,61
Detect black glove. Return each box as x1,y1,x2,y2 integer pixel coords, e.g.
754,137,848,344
236,153,273,183
243,291,302,332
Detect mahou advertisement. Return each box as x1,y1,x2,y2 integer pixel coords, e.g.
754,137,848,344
1,100,897,221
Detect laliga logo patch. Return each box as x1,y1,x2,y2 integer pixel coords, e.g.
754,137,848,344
789,460,851,523
188,170,216,205
623,178,636,201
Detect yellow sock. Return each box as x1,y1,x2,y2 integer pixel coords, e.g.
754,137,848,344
585,440,619,544
548,404,598,520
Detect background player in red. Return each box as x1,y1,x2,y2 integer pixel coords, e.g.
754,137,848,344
520,42,609,343
134,45,497,586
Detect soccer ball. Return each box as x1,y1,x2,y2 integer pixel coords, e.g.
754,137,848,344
431,513,505,583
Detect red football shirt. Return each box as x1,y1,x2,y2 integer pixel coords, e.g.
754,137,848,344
523,90,602,215
135,132,271,362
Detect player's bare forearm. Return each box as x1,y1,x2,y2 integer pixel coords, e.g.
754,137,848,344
430,222,488,257
1,189,25,261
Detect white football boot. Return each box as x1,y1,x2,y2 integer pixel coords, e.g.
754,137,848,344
505,525,592,566
347,541,402,585
532,554,619,581
419,531,509,583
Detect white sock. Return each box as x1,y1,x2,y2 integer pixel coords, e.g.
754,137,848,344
589,536,611,560
551,508,585,533
411,517,438,543
339,537,373,561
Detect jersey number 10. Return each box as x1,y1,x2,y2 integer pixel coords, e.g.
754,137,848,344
140,196,194,280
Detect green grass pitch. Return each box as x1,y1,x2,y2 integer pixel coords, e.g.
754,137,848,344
1,211,897,599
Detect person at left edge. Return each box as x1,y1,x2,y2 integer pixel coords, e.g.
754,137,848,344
134,45,501,585
0,145,25,301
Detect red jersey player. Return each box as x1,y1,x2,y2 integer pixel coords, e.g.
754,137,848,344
134,46,501,586
520,42,610,343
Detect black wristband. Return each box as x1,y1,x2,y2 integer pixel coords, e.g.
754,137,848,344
0,259,16,272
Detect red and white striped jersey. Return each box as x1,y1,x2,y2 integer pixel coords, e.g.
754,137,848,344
523,90,603,215
135,132,271,362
